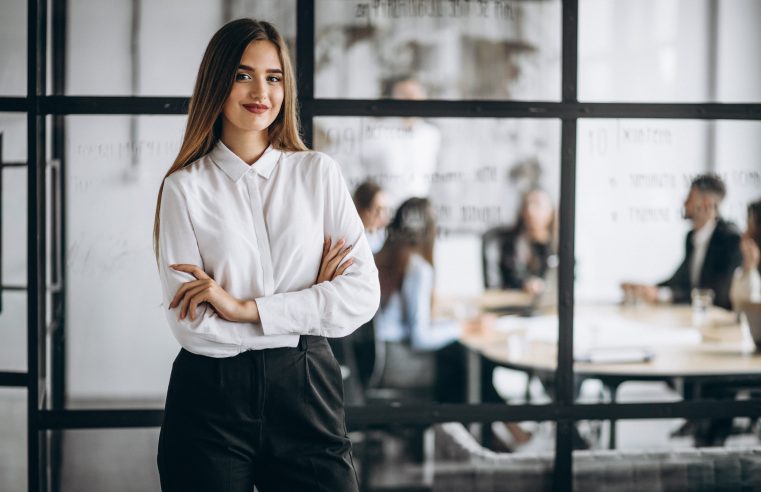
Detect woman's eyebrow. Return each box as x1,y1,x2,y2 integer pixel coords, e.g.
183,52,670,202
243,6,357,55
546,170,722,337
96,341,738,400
238,64,283,74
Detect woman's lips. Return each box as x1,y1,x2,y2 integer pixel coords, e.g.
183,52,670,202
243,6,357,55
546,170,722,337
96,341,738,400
243,104,268,114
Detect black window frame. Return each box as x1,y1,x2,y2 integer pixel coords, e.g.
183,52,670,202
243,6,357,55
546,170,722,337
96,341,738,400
2,0,761,490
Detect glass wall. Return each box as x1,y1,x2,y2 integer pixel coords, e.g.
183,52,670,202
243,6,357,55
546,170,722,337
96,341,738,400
579,0,761,102
64,115,186,406
0,113,27,372
0,2,26,96
65,0,296,96
315,0,561,100
0,389,26,492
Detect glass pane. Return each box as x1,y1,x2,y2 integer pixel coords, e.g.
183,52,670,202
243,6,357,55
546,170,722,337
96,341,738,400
315,116,561,412
0,389,26,492
579,0,761,102
66,115,185,407
0,114,27,372
315,0,561,100
363,421,556,489
574,119,761,433
0,2,26,96
0,293,26,372
60,428,161,491
57,423,557,490
66,1,296,96
315,117,561,234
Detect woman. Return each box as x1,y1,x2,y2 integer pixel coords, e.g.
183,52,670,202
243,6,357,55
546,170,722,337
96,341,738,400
372,198,531,448
499,188,557,295
353,180,391,253
730,199,761,309
153,19,379,491
372,198,490,400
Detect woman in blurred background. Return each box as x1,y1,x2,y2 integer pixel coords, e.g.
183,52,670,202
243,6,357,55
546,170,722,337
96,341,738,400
730,198,761,308
353,180,391,254
499,188,557,296
372,198,532,448
372,198,488,401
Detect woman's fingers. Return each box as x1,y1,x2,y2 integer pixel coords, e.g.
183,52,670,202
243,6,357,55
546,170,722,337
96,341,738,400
316,237,354,283
169,278,207,309
186,289,210,321
178,283,210,320
170,263,210,280
334,257,354,278
329,245,353,271
326,238,345,261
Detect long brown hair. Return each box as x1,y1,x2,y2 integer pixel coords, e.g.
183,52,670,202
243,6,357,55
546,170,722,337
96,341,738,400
152,18,307,263
515,188,557,248
374,198,437,309
749,199,761,275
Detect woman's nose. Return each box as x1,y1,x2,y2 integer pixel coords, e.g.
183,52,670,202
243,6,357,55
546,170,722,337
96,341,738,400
248,77,267,99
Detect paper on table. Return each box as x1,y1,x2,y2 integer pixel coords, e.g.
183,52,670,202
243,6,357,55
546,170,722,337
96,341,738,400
493,313,702,353
575,347,655,364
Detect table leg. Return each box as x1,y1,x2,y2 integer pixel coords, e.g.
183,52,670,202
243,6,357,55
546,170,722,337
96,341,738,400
466,348,482,440
607,381,621,449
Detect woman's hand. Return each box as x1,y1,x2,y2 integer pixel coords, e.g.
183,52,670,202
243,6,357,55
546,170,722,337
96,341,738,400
461,313,497,337
741,235,760,273
315,237,353,284
523,277,546,296
169,264,246,322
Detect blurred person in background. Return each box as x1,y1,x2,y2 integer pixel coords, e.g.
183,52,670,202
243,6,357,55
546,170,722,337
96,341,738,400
694,198,761,447
622,173,742,310
372,198,488,402
730,198,761,308
373,197,532,448
359,77,441,209
353,180,391,254
496,188,558,296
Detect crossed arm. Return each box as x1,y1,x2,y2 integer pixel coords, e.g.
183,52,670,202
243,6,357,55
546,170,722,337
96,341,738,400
168,236,354,323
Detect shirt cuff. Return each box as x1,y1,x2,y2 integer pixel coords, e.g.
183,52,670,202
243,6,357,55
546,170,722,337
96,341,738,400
255,292,323,337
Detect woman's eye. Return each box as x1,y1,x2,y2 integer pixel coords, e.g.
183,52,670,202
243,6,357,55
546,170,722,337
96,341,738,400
236,73,251,81
267,75,282,83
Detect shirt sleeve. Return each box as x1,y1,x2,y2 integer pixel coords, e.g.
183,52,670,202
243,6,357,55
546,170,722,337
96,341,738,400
402,257,462,351
254,154,381,338
157,175,261,356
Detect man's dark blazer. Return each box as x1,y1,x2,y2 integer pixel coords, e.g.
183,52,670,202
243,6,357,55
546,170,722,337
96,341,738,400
658,218,742,310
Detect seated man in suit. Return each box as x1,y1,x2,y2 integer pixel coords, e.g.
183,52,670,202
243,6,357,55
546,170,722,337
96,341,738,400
624,173,742,444
624,173,742,310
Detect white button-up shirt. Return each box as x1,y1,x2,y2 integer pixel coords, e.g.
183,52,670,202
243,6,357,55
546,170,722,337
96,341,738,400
690,218,717,288
157,139,380,357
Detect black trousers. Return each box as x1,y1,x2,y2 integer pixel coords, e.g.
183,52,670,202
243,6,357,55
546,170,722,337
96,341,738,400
157,335,359,492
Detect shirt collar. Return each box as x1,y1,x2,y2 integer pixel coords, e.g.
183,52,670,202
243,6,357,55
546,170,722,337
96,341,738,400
209,139,281,182
693,218,717,247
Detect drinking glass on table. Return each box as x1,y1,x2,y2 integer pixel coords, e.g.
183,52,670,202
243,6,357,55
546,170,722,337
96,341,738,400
691,288,714,328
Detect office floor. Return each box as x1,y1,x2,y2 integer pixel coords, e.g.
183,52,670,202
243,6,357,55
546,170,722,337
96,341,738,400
2,382,759,492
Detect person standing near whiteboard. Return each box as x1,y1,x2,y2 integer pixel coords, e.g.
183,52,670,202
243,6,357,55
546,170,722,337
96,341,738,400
152,19,379,492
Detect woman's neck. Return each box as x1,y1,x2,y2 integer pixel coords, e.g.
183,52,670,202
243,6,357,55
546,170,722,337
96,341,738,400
525,226,550,244
220,126,270,165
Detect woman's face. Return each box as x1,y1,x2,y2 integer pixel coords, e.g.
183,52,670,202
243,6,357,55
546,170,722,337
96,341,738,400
522,190,553,230
221,40,284,138
362,191,390,232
